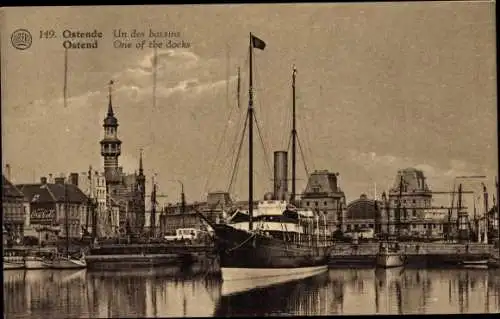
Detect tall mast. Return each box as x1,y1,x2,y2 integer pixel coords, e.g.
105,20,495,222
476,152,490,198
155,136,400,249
151,175,157,237
291,66,297,204
86,166,91,231
90,166,97,242
63,48,68,108
180,181,185,228
65,177,69,255
248,33,254,231
496,176,499,255
482,183,489,242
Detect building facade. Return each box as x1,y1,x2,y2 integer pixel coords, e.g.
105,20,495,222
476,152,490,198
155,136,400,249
2,175,28,243
77,169,107,233
300,170,346,233
99,82,146,236
345,194,383,234
386,168,433,236
17,176,89,241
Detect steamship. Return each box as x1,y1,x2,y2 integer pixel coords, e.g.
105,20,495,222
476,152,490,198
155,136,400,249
198,34,330,291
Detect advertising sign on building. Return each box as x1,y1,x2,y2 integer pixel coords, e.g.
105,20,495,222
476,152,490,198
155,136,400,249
30,204,56,224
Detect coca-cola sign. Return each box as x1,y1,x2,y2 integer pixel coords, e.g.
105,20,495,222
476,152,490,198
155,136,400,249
30,206,55,223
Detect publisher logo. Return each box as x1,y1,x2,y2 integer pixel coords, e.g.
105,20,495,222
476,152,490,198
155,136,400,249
11,29,32,50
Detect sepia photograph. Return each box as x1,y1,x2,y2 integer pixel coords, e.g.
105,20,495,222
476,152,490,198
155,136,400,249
1,2,498,317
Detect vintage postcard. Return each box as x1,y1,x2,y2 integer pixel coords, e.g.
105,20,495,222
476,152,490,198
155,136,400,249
1,2,498,317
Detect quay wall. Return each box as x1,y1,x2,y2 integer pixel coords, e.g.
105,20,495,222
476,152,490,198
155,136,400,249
330,242,492,256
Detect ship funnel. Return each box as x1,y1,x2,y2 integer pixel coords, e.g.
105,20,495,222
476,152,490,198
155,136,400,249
273,151,288,200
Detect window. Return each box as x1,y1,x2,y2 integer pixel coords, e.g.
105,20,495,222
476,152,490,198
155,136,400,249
324,201,327,206
369,224,374,228
306,202,310,206
412,209,416,217
315,202,318,206
412,199,416,203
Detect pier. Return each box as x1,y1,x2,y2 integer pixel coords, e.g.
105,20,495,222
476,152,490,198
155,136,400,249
329,242,493,267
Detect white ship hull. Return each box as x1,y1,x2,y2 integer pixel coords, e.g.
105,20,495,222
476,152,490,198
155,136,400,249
376,253,404,268
3,261,25,270
462,259,489,269
25,256,49,269
43,257,87,269
221,265,328,296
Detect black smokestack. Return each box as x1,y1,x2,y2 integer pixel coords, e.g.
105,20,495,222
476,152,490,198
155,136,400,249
273,151,288,201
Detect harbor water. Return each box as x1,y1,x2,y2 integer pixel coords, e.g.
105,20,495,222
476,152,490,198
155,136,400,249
4,266,500,317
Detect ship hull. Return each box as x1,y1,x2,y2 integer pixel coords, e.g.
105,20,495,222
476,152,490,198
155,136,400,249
461,259,489,269
221,265,327,296
25,257,49,269
3,261,25,270
212,224,329,281
43,257,87,269
376,253,405,268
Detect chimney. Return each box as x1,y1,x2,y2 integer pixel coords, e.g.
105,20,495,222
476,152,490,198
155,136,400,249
48,173,53,183
70,173,79,186
273,151,288,201
40,176,47,185
54,177,65,185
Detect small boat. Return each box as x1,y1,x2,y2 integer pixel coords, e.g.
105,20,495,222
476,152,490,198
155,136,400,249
376,242,405,268
24,255,48,269
24,247,57,269
461,259,489,269
43,253,87,269
3,247,26,270
3,261,25,270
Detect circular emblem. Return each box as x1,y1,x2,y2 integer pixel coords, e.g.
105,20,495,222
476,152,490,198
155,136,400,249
11,29,32,50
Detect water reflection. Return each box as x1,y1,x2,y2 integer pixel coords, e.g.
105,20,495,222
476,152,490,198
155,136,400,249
4,267,500,318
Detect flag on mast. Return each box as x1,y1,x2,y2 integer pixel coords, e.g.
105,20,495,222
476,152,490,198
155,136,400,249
251,34,266,50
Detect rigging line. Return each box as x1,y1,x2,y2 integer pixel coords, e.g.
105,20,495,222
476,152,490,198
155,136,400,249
203,103,236,194
225,107,245,175
252,54,267,145
253,111,273,183
297,134,310,178
221,66,249,180
297,87,316,170
203,46,235,193
286,131,292,154
225,75,247,176
281,93,292,151
226,49,250,193
227,112,249,193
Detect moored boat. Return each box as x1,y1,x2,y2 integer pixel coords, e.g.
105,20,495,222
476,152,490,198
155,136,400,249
3,247,27,270
376,242,405,268
24,256,47,269
461,259,489,269
43,253,87,269
3,261,25,270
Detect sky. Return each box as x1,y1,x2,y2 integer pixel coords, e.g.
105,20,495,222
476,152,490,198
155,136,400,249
1,2,497,208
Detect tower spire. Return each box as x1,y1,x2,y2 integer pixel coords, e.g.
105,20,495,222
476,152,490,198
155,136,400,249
108,80,114,116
